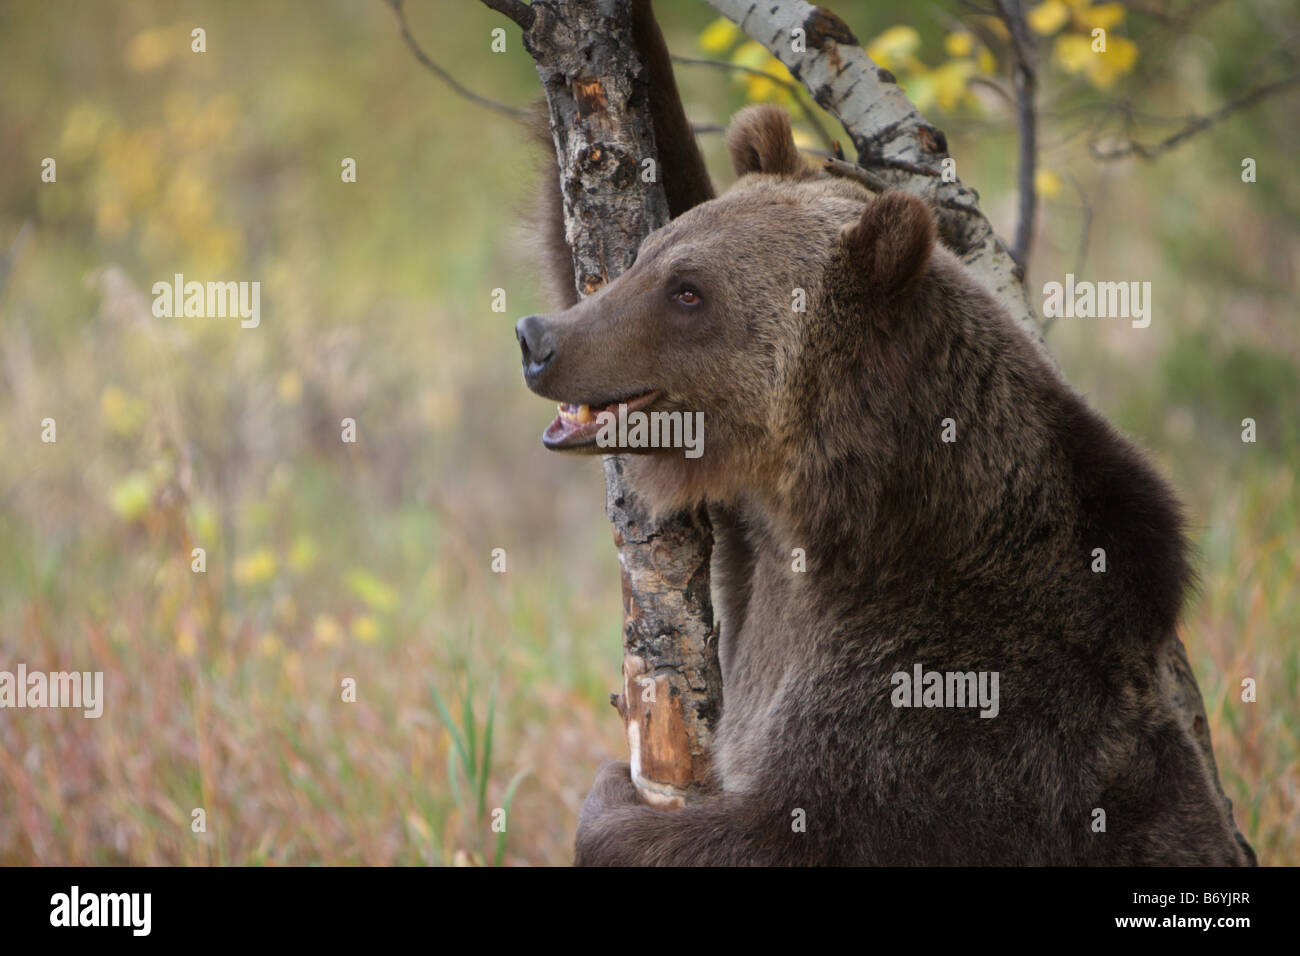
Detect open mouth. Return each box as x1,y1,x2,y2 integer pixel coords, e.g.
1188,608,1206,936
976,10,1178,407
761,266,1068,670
542,391,660,451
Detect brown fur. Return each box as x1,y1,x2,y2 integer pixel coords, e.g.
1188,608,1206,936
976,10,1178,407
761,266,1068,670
726,104,811,179
519,1,1253,867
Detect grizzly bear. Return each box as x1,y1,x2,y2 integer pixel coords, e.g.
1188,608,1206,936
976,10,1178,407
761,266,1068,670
515,3,1253,866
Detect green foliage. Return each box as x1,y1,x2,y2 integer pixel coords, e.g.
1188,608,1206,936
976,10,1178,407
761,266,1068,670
430,676,529,867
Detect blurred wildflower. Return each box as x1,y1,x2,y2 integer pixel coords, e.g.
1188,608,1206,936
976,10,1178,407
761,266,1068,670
277,370,303,405
108,472,153,521
288,535,319,573
313,614,344,648
233,547,278,586
100,385,147,439
125,26,176,73
346,570,399,614
352,615,380,644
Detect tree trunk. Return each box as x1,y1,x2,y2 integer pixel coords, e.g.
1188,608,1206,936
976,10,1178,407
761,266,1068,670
517,0,722,809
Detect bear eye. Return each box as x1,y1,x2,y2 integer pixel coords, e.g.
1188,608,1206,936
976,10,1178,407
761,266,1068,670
672,289,702,307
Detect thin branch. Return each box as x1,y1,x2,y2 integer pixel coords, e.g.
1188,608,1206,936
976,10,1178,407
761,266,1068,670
968,74,1017,108
823,156,890,192
386,0,526,118
480,0,534,29
1090,71,1300,160
996,0,1038,271
670,54,839,153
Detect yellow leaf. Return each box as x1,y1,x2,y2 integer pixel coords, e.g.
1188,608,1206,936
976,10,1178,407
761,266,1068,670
1086,35,1137,88
744,76,795,105
978,47,997,74
932,60,977,111
866,25,921,72
979,15,1011,41
902,71,937,112
1075,2,1125,31
944,32,975,58
1053,33,1094,74
1027,0,1070,35
176,627,197,658
731,40,771,70
1035,168,1063,199
699,17,740,54
741,55,795,104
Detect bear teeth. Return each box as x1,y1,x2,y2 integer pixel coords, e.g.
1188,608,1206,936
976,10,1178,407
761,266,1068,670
557,403,594,424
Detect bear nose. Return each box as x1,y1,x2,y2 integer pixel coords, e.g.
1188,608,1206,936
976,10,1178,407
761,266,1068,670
515,314,555,378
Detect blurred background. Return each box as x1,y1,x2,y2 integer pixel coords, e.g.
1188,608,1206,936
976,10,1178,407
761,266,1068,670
0,0,1295,865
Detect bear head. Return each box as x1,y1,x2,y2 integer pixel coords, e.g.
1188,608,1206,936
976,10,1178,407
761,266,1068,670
517,105,965,519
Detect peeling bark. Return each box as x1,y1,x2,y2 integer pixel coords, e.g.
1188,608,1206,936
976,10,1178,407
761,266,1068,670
516,0,722,808
702,0,1045,353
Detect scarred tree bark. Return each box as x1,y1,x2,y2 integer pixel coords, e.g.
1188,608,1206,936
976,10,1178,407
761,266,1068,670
490,0,722,809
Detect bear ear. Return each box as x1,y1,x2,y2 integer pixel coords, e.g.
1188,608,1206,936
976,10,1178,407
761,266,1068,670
840,192,936,296
726,104,805,178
